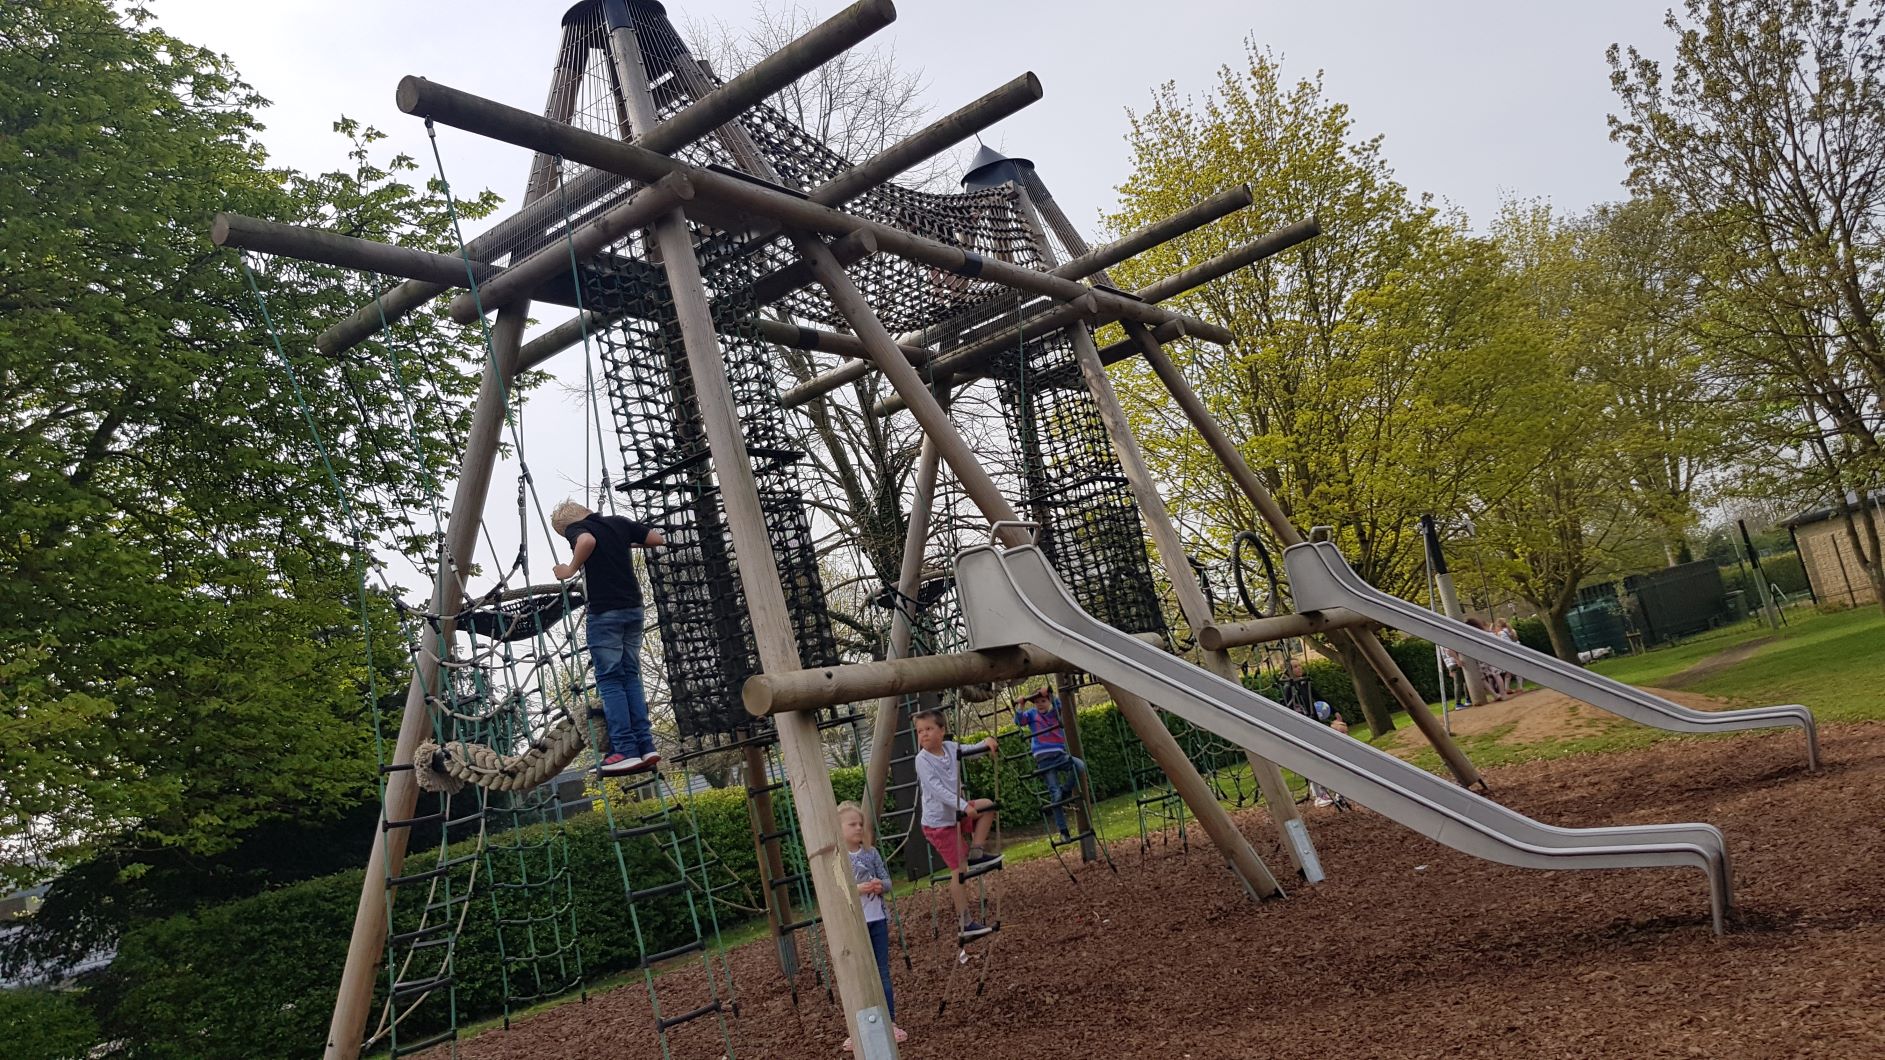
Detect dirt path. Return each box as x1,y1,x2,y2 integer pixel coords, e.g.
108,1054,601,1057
1662,636,1778,688
1395,685,1744,754
431,723,1882,1059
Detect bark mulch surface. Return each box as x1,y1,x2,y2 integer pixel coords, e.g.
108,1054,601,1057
440,724,1885,1059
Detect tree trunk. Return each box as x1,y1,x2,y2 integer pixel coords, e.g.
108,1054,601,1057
1326,634,1396,736
1543,605,1580,664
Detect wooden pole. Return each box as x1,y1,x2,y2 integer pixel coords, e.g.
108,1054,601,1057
863,438,939,813
509,280,935,380
744,742,798,975
784,189,1263,409
444,174,693,322
894,184,1254,349
869,219,1320,416
1107,684,1283,898
214,222,905,377
1199,608,1371,651
393,76,1231,348
316,0,896,355
1067,323,1314,874
320,25,591,1049
750,638,1165,716
1124,323,1484,788
451,79,1042,326
792,231,1281,898
1017,175,1315,877
605,22,827,980
211,213,506,288
1050,672,1098,861
324,311,530,1060
600,13,893,1048
478,66,1040,371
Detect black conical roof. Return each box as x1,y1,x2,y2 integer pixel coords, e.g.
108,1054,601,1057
961,143,1035,188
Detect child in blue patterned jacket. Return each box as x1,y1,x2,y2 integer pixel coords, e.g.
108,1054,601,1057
838,801,907,1049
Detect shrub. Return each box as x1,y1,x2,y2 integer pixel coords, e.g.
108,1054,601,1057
1513,617,1552,655
99,725,1162,1058
0,987,99,1060
1759,551,1811,598
101,777,839,1059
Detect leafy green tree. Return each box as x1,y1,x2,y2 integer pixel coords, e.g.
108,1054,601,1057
0,987,98,1060
1609,0,1885,609
1476,202,1667,658
1574,196,1733,563
1100,42,1537,725
1,0,495,971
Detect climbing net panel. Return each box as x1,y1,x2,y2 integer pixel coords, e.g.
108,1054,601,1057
993,328,1167,641
491,1,1051,338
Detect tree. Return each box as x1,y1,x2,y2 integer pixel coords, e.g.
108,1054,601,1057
1609,0,1885,610
1575,197,1733,563
1,0,493,971
1104,43,1536,598
1476,202,1668,659
1100,42,1537,726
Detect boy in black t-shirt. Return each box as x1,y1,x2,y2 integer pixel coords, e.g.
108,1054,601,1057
551,501,666,776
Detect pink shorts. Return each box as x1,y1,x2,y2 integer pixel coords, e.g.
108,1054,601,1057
922,819,973,871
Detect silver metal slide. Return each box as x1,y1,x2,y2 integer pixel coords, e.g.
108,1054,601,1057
953,543,1736,933
1283,540,1820,768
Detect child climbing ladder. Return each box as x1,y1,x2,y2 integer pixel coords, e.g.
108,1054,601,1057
912,709,1002,942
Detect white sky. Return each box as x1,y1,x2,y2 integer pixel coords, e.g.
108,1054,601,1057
148,0,1678,598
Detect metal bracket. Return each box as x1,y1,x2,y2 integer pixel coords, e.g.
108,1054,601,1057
988,519,1040,546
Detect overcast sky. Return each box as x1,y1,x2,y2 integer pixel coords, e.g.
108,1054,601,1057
147,0,1680,597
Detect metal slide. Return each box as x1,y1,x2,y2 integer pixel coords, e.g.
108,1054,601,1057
953,543,1736,932
1283,540,1820,768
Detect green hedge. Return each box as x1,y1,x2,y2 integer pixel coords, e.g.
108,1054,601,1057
1744,552,1811,598
1513,617,1553,655
100,767,862,1060
101,707,1172,1059
0,987,98,1060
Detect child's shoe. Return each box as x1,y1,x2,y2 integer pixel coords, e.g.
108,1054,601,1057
961,850,1003,879
599,753,642,776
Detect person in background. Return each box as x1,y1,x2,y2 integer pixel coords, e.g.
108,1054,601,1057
551,500,665,776
1440,644,1470,708
1463,617,1507,702
1493,617,1524,693
1308,700,1344,807
1013,685,1088,840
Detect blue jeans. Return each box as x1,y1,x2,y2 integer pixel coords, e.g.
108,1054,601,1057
1034,750,1087,836
588,606,654,758
867,918,894,1020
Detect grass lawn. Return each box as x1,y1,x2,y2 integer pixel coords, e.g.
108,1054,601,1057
1344,605,1884,774
1589,605,1885,721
